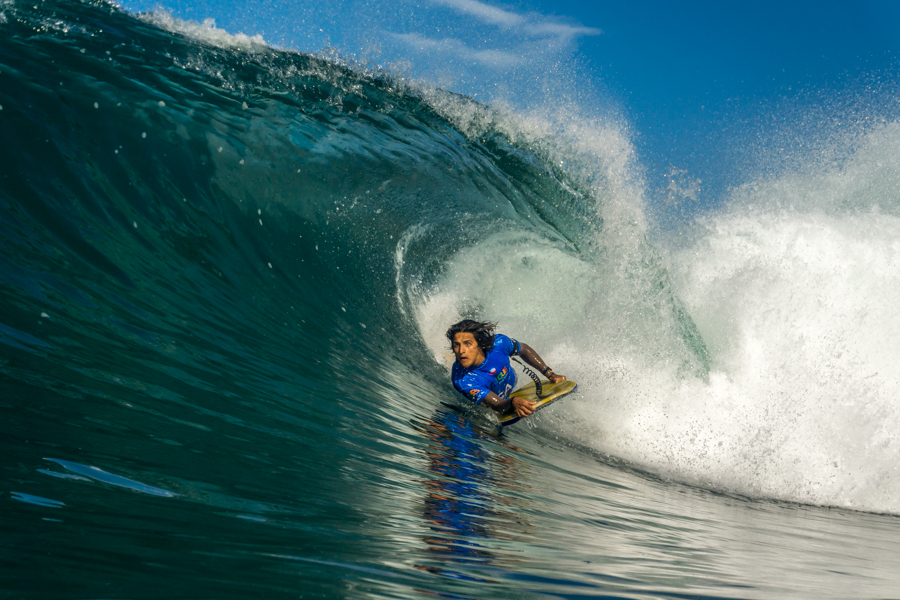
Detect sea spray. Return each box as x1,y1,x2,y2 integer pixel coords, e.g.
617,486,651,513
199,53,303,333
566,122,900,513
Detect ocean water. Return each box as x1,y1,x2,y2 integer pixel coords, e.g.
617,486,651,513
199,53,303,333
3,1,900,598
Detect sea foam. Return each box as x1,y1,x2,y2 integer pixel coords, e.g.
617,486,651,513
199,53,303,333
416,112,900,515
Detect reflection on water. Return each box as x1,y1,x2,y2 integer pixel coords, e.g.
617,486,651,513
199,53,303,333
413,407,534,581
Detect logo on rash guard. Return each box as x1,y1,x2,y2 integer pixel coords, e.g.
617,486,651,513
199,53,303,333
496,367,508,381
489,368,497,375
469,389,478,396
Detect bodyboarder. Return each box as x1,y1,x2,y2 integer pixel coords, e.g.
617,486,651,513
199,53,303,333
447,319,566,418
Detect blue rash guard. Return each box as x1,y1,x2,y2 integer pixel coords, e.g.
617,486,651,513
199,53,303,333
451,334,521,405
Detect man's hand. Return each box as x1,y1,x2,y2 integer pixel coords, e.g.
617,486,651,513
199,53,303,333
548,373,566,384
512,396,536,417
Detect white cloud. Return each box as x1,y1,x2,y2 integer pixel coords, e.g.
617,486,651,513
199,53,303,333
380,0,602,87
390,32,527,68
428,0,525,29
426,0,602,42
525,20,603,41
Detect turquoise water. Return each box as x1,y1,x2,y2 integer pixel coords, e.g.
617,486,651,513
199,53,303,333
3,2,900,598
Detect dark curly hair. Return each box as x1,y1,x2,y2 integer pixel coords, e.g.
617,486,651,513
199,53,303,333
446,319,497,355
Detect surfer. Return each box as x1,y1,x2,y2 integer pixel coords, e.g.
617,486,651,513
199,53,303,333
447,319,566,418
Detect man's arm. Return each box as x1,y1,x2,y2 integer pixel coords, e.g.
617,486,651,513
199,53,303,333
518,343,566,384
480,391,512,412
481,391,536,418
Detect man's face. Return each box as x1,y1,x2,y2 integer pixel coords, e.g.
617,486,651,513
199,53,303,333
452,332,486,369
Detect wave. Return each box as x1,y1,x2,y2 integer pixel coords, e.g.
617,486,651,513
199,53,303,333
1,0,898,518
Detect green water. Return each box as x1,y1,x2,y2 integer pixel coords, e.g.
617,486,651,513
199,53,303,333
3,2,900,598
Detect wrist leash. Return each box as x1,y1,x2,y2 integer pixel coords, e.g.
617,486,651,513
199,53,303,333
512,357,547,399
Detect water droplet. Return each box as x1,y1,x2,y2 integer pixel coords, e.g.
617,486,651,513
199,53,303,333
158,100,165,107
141,132,147,138
93,102,98,109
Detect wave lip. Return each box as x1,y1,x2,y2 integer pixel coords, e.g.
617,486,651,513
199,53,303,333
139,11,269,51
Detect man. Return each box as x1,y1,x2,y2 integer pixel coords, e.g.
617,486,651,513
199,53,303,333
447,319,566,418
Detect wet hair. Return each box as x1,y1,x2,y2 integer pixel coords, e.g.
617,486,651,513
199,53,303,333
446,319,497,355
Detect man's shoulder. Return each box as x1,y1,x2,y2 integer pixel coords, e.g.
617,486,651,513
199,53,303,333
491,333,518,355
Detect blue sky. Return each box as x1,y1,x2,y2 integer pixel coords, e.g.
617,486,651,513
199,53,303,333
121,0,900,208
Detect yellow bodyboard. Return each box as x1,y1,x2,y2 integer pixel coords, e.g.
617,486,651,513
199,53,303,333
497,380,578,427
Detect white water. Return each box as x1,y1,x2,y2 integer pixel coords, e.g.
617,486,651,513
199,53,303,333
415,116,900,515
140,10,268,51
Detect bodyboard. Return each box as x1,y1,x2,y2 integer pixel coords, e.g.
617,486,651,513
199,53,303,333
497,380,577,427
